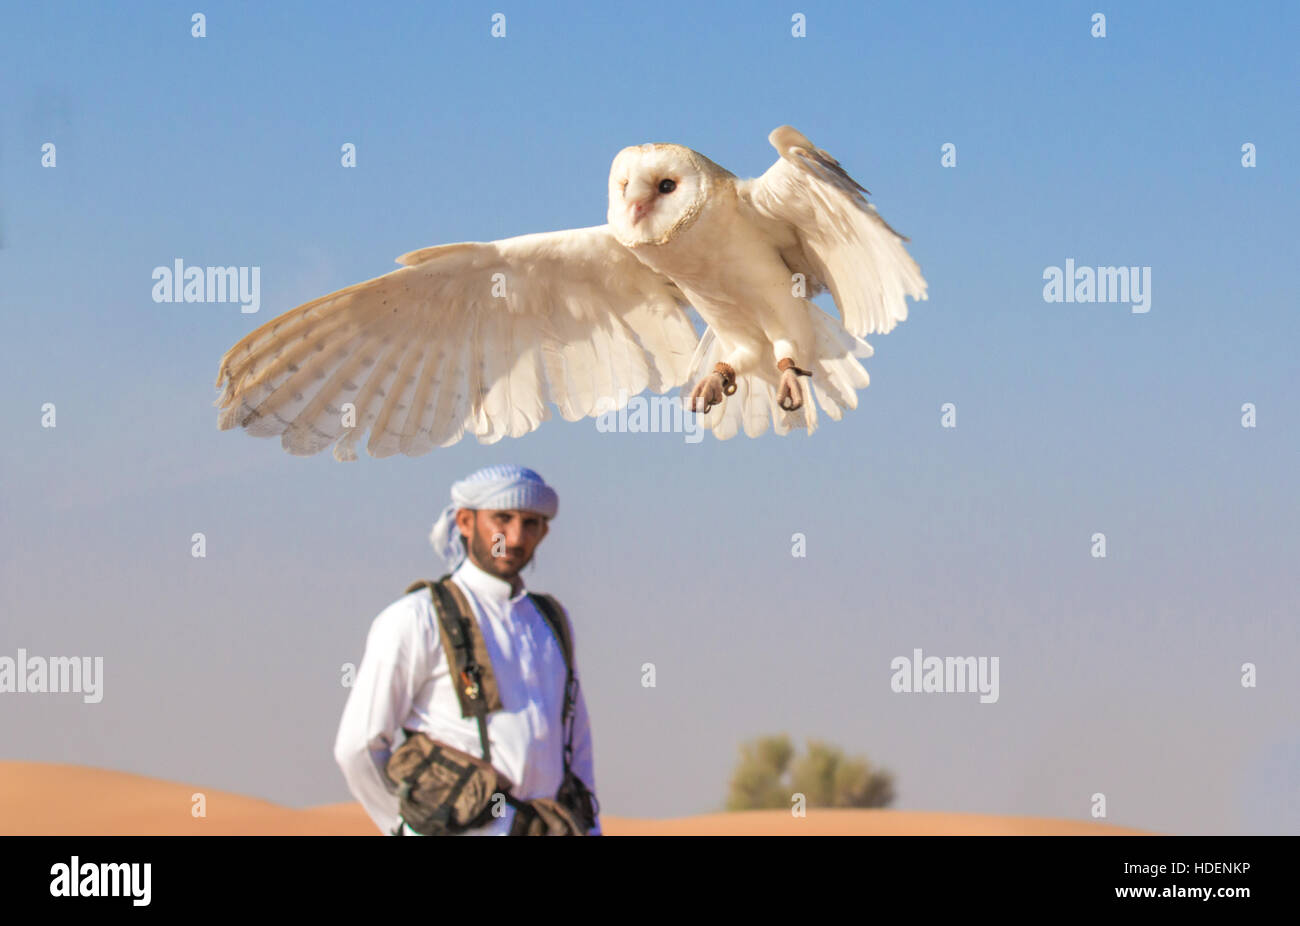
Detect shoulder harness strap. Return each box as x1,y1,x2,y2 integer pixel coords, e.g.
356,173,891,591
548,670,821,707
527,592,574,672
404,577,503,761
527,591,580,773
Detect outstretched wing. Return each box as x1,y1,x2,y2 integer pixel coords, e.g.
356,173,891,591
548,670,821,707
215,225,698,459
741,125,927,337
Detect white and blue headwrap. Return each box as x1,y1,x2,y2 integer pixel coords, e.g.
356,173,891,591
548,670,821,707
430,464,559,567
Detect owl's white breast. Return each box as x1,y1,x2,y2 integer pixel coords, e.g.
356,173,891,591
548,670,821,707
626,179,801,348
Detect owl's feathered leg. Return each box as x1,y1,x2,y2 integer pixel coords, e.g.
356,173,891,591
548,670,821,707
687,362,737,414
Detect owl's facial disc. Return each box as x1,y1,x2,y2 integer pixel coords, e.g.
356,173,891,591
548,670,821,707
607,145,706,245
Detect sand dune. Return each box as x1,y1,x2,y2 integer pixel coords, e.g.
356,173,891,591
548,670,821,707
0,762,1152,835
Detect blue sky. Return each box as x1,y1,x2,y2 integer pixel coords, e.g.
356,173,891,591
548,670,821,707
2,1,1297,834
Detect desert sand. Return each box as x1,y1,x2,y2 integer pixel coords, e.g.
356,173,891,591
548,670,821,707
0,762,1153,835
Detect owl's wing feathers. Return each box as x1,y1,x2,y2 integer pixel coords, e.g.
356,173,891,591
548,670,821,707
214,225,698,459
742,125,927,337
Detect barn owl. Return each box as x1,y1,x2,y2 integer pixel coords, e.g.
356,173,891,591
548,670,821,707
215,126,926,459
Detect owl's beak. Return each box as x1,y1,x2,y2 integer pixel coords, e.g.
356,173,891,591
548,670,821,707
629,198,653,225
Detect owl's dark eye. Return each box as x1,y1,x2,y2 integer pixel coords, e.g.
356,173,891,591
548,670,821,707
658,178,676,194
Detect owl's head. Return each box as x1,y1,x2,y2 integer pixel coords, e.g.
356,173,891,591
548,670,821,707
606,143,726,247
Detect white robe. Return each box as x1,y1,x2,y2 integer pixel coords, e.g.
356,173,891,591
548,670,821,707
333,555,600,835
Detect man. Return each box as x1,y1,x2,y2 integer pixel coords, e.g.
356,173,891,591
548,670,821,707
333,464,601,835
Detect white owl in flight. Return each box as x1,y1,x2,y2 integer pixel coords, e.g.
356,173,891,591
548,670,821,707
215,126,927,459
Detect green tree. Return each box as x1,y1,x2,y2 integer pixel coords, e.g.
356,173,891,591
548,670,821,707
725,734,895,811
725,735,794,811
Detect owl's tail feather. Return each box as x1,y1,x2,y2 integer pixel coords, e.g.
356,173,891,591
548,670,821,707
684,306,872,440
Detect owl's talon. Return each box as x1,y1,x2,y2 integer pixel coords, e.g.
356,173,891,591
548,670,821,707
686,376,720,414
691,366,733,413
776,359,810,412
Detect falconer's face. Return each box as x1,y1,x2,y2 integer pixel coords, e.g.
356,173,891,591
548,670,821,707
456,508,549,581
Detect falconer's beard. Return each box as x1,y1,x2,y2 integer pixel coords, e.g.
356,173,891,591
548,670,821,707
466,527,534,583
